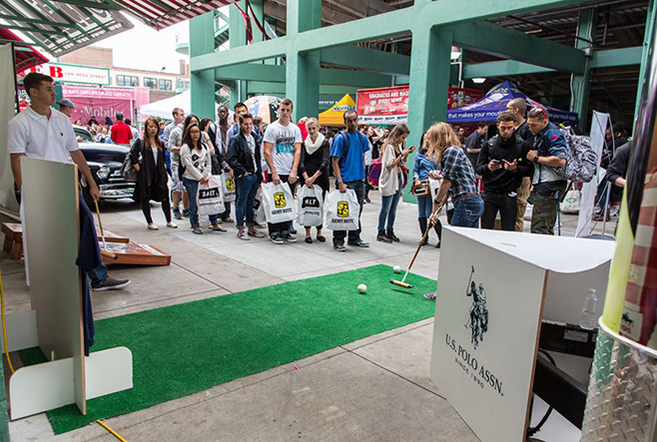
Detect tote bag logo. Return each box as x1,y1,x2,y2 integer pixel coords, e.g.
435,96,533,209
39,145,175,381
337,201,350,218
274,192,286,208
225,178,235,191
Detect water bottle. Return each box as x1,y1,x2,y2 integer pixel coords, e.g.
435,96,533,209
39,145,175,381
580,289,598,330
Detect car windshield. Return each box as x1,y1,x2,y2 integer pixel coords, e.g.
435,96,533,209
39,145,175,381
75,128,93,143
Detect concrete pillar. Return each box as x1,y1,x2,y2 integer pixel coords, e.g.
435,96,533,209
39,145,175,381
189,12,215,118
285,0,321,120
404,26,453,202
569,9,597,130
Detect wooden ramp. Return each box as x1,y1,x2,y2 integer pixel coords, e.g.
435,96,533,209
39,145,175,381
101,242,171,266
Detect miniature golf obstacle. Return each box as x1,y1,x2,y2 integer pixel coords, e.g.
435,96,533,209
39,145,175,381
5,158,133,420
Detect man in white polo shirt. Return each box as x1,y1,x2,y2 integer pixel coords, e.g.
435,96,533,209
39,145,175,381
8,72,130,291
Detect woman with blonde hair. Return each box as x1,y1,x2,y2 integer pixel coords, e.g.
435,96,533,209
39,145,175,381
130,117,177,230
377,124,414,243
427,122,483,228
299,117,330,243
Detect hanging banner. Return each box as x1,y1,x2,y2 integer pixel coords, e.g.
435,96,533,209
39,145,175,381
576,111,609,237
62,87,145,125
0,44,20,219
357,85,484,125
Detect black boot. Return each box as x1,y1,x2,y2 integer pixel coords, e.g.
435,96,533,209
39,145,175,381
386,229,400,242
434,218,442,248
418,218,429,246
377,230,392,243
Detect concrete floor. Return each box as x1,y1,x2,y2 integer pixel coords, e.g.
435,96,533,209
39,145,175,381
1,193,612,441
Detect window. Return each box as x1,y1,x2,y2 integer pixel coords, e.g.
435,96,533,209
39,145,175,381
144,77,157,89
159,79,172,91
117,75,138,87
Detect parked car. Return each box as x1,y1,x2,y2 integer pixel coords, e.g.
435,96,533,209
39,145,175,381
74,125,135,206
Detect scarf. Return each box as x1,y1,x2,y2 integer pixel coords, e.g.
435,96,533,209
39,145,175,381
304,132,325,155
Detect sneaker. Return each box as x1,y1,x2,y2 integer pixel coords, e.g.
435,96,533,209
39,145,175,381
424,292,437,301
348,239,370,248
247,229,265,238
172,208,182,220
283,232,297,243
334,243,346,252
289,226,297,235
222,217,235,223
270,233,285,245
147,223,159,230
166,222,178,229
237,231,250,241
92,275,130,291
182,209,190,218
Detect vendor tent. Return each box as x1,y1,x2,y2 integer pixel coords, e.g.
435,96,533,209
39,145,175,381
447,81,578,125
319,94,356,126
139,90,220,121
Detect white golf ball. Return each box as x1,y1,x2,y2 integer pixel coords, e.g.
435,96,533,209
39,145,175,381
358,284,367,294
393,266,402,274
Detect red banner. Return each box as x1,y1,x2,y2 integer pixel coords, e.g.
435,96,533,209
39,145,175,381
356,85,484,125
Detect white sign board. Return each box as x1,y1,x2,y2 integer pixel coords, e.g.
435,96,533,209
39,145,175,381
29,62,110,85
430,227,614,442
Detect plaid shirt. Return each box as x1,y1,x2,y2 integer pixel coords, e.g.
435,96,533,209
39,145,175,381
440,146,478,198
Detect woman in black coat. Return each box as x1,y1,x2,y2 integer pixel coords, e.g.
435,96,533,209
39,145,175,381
130,117,177,230
299,118,331,244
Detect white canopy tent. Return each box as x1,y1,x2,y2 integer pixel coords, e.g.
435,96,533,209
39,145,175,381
138,90,220,121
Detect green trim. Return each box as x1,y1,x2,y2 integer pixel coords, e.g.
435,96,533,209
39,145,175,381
590,46,643,68
464,60,554,78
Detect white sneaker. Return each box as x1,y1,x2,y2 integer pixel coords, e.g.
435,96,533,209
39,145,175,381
166,222,178,229
148,223,159,230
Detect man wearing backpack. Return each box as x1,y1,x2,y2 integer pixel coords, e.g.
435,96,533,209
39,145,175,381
526,107,568,235
331,110,370,251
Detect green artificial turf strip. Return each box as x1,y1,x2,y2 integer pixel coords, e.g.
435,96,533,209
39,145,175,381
33,265,436,434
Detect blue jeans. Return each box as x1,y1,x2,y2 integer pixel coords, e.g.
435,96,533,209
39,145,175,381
88,263,108,288
378,174,402,231
417,195,433,219
235,174,259,229
182,178,219,228
451,195,484,228
333,180,366,245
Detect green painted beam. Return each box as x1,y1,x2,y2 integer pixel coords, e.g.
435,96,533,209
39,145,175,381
192,0,584,72
451,21,586,74
590,46,643,68
1,25,66,36
463,60,554,78
0,14,70,27
246,82,359,96
570,9,597,128
55,0,122,10
229,1,248,105
319,46,411,76
634,0,655,134
190,12,216,118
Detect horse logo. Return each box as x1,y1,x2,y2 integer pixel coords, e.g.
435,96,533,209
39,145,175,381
465,266,489,349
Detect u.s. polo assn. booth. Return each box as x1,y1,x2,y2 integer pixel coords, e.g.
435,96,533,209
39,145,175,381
430,227,615,442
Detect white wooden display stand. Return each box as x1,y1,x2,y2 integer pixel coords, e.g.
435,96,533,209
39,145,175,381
3,158,133,420
429,227,614,442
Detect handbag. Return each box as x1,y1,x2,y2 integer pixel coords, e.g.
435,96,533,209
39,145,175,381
121,139,141,182
411,179,430,197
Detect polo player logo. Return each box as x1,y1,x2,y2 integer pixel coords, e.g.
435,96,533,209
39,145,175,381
274,192,286,208
337,201,349,218
225,178,235,191
465,266,488,349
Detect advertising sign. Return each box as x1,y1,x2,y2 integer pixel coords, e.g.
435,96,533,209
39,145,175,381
29,62,110,86
356,85,484,125
63,87,135,124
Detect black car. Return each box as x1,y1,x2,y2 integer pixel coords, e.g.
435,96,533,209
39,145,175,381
74,126,135,206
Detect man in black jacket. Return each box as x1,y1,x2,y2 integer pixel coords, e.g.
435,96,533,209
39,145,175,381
226,113,265,240
476,111,533,231
606,141,631,189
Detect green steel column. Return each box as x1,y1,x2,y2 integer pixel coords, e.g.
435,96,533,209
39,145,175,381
286,0,321,120
569,9,597,130
404,26,453,202
229,1,248,104
190,12,215,118
633,0,655,134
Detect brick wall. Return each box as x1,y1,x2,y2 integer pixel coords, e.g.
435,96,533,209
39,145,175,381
57,47,113,70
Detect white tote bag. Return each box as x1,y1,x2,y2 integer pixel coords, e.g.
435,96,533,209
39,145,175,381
221,172,236,203
253,187,267,225
197,175,225,216
297,185,324,227
261,182,297,224
560,188,581,214
325,189,360,231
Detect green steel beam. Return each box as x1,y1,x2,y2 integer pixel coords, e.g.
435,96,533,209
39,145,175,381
192,0,584,72
246,81,359,96
286,0,322,119
634,0,655,134
463,60,554,78
319,46,411,76
229,1,248,105
0,14,70,27
590,46,643,68
570,9,598,128
451,21,586,74
190,12,215,118
1,25,66,36
54,0,122,10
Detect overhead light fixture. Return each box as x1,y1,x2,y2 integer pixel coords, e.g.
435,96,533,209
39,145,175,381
472,78,487,84
450,46,461,60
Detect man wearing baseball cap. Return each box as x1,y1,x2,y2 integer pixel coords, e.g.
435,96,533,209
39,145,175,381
58,98,75,119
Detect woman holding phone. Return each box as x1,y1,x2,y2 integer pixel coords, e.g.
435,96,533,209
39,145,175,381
377,124,413,243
